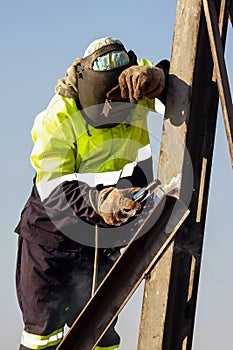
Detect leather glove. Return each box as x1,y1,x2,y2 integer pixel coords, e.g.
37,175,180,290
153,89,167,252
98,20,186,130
89,187,141,226
106,65,165,103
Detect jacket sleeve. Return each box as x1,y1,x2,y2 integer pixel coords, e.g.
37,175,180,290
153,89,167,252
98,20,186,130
155,59,170,105
30,97,108,227
42,179,108,228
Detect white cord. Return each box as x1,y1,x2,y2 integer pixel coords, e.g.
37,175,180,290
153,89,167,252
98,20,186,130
91,224,99,297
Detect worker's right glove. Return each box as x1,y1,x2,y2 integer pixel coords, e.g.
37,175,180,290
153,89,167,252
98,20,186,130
89,187,141,226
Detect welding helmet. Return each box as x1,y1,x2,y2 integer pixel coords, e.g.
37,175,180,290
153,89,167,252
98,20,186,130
76,37,138,126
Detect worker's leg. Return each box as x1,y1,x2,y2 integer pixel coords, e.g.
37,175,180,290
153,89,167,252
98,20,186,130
16,236,121,349
16,236,70,350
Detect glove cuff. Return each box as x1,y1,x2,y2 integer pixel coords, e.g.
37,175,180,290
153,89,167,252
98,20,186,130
155,59,170,104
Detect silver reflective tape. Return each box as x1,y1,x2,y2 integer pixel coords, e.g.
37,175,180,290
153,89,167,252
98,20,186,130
37,144,152,201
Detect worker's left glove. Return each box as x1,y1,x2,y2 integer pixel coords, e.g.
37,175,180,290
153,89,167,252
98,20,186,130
106,65,165,103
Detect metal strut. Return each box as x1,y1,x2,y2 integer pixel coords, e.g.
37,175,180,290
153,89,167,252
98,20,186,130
57,195,189,350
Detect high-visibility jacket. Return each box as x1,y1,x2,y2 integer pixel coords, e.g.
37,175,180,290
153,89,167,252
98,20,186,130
15,59,168,249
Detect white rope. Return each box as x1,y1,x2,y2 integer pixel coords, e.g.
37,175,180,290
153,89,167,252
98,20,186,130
91,224,99,297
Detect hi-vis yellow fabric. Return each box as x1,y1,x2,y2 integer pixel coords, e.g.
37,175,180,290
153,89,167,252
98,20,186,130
94,345,120,350
21,328,63,349
21,328,119,349
30,58,156,199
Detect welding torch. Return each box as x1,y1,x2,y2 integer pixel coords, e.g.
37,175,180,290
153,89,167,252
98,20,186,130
132,178,162,203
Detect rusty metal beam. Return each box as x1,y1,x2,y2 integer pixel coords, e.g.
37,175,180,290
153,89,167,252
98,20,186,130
138,1,230,349
162,2,229,349
56,196,189,350
164,2,229,349
138,0,203,348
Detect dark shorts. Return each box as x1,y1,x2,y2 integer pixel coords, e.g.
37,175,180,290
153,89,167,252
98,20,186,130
16,236,120,349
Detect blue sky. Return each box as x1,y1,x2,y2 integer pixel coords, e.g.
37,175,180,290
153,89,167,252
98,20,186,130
0,1,233,349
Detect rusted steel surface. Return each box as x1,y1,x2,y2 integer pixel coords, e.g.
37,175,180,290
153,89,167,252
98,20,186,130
139,1,230,350
138,0,202,348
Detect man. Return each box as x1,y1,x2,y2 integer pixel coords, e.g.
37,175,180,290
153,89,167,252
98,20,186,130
15,37,169,350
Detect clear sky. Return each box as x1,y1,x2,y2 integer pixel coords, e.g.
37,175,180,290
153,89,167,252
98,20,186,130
0,1,232,349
